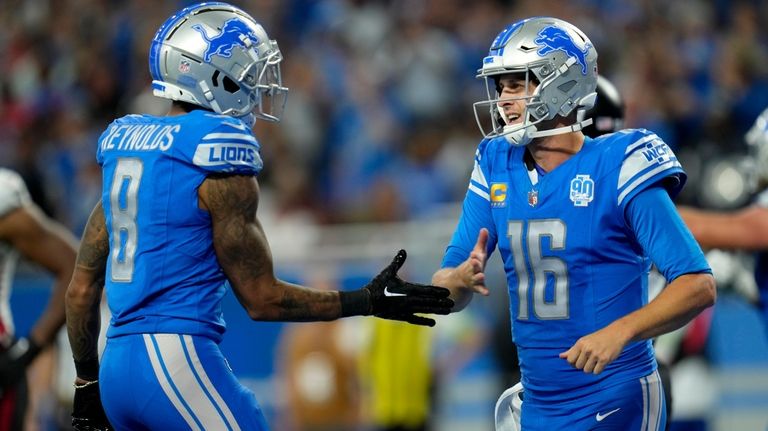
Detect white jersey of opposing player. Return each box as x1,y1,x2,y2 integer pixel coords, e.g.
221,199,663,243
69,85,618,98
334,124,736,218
495,382,523,431
0,169,31,342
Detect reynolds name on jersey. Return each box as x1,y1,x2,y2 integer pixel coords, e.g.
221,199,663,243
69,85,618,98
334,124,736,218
100,123,181,153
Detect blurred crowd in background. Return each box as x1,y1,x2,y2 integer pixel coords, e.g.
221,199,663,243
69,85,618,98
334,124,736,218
2,0,768,232
2,0,768,430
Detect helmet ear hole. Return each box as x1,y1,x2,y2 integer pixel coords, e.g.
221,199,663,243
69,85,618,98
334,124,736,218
222,76,240,93
558,80,576,93
210,70,240,94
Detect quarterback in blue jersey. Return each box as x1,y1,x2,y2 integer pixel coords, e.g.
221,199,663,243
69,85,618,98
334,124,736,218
679,106,768,337
432,17,716,431
64,3,453,430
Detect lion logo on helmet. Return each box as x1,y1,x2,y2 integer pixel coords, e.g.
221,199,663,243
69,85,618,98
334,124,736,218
192,18,260,63
534,26,592,75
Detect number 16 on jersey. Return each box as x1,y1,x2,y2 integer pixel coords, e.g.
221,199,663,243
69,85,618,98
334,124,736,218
508,219,570,320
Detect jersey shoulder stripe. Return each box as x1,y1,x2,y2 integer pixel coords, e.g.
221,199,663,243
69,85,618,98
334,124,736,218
192,119,263,173
201,132,258,144
468,138,507,201
469,158,490,201
615,129,684,206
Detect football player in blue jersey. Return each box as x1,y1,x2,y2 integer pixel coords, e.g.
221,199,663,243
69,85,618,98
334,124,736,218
431,17,716,430
494,75,676,431
64,3,453,430
679,107,768,337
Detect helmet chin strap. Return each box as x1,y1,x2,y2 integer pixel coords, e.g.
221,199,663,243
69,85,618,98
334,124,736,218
529,117,593,138
502,118,593,146
502,126,534,146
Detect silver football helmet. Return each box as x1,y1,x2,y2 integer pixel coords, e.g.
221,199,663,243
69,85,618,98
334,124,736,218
745,107,768,192
149,2,288,125
474,17,598,146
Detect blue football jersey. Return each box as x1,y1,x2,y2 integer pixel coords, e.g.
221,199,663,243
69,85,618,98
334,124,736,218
97,110,263,342
443,129,691,401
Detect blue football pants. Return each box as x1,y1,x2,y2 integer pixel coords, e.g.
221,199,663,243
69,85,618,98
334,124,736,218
521,370,666,431
99,333,270,430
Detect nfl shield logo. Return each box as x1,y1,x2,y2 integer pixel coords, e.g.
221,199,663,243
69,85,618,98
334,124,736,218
528,190,538,207
179,60,191,73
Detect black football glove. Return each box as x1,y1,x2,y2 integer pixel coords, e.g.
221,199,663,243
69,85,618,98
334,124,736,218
341,250,454,326
72,380,113,431
0,337,41,389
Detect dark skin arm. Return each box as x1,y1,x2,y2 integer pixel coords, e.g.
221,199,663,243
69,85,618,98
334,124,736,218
199,174,342,321
0,203,78,347
65,202,109,383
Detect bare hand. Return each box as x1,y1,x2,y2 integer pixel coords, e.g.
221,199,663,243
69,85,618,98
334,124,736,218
457,228,490,296
558,325,629,375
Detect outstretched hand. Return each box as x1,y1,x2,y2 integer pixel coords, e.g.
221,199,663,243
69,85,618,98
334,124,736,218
428,229,491,313
458,228,490,296
365,249,454,327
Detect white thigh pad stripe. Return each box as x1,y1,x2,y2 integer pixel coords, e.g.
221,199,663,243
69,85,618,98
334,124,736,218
640,375,649,431
152,334,232,430
640,371,663,431
182,335,241,431
143,334,202,431
653,370,663,431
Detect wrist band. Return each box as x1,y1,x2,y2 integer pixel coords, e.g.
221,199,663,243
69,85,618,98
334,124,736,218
74,379,99,389
339,289,371,317
74,357,100,381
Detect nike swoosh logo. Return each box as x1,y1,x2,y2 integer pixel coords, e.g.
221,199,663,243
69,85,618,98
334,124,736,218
595,408,621,421
383,286,405,297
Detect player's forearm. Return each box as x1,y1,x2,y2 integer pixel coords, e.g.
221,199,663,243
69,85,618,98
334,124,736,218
65,293,102,365
28,274,70,347
30,236,77,346
610,273,716,342
239,278,343,321
66,202,109,379
65,274,103,379
677,206,740,248
216,231,346,320
432,267,473,311
678,205,768,250
9,207,78,346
